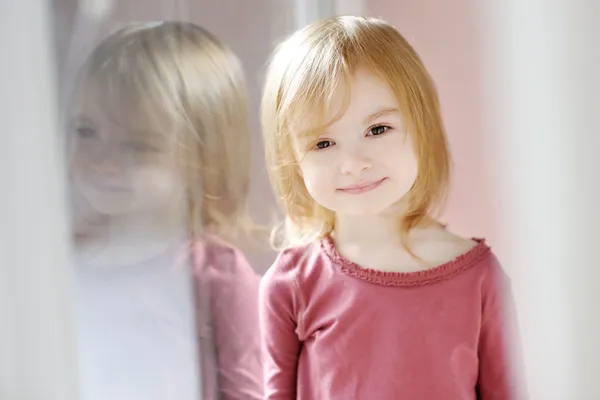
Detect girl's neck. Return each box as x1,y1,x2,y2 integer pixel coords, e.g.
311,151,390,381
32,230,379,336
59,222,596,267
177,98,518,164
333,213,441,248
333,214,401,246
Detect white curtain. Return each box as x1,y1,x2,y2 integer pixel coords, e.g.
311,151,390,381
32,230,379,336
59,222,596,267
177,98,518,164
478,0,600,397
0,1,80,399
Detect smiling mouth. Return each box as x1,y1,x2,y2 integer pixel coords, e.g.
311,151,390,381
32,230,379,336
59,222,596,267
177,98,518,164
337,178,387,194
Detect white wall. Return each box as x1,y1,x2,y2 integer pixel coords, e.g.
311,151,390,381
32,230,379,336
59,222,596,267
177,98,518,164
478,0,600,397
0,1,80,399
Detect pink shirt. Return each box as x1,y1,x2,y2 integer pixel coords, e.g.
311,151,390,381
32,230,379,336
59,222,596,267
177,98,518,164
259,237,524,399
191,236,263,400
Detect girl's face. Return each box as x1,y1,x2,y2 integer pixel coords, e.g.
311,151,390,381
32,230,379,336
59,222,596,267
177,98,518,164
68,84,185,218
292,67,419,217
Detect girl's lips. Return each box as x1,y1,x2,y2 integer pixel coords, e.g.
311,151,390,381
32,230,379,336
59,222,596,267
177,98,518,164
337,178,387,194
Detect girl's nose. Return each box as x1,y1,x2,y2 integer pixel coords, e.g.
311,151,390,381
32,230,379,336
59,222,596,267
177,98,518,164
339,150,372,176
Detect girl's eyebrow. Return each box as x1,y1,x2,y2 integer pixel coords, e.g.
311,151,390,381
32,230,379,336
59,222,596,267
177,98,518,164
363,107,400,125
296,126,325,138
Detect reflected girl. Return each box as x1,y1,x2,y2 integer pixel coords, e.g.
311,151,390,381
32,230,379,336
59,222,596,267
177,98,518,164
67,21,262,400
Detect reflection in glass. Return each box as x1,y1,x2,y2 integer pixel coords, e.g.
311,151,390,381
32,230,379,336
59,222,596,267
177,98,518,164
66,22,262,400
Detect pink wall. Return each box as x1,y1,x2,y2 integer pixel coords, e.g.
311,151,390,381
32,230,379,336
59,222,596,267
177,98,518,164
367,0,494,241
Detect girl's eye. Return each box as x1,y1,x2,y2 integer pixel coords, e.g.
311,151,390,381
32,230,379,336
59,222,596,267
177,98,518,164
314,140,334,150
367,125,390,136
76,127,96,138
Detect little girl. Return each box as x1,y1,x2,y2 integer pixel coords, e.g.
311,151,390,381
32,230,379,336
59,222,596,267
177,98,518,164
67,22,262,400
259,16,524,399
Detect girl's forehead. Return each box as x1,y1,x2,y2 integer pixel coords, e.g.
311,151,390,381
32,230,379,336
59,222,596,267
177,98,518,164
285,84,348,138
345,68,399,104
290,76,402,135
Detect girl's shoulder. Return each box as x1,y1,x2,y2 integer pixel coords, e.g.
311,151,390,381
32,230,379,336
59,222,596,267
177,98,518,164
271,239,326,268
414,227,480,262
263,240,327,285
430,229,509,286
189,234,258,277
411,225,506,284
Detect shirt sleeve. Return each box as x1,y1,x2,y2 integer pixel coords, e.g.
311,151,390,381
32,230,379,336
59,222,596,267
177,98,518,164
477,259,528,399
208,246,264,400
259,252,303,399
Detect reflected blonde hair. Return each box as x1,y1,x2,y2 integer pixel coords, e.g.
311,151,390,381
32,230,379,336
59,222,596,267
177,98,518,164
78,21,254,241
261,16,450,250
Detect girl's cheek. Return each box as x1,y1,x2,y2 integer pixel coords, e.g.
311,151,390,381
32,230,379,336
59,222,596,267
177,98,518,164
131,166,185,209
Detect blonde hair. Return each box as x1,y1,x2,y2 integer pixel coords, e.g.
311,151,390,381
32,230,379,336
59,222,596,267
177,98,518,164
77,21,253,241
261,16,450,250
